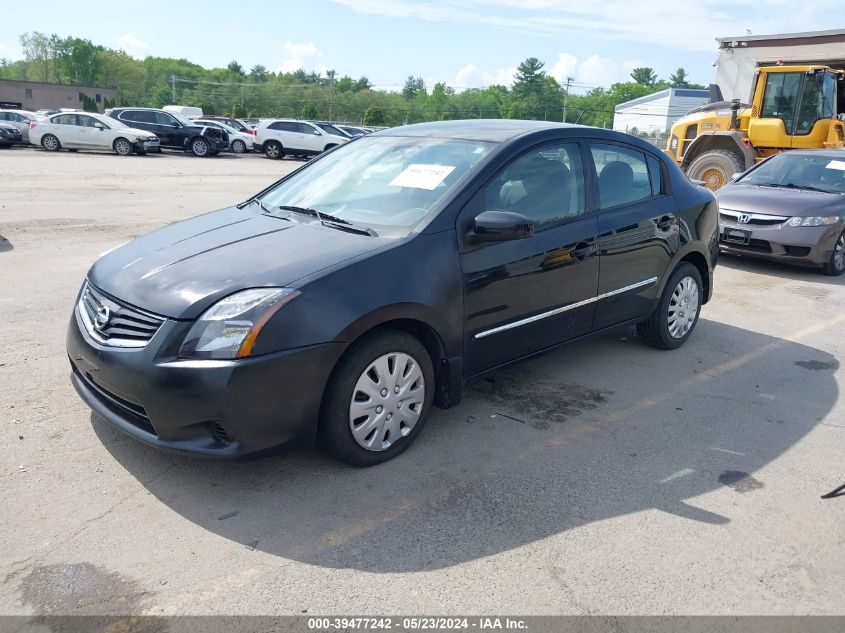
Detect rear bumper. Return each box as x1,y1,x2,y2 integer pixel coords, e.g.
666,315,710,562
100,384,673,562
718,220,842,266
67,307,345,457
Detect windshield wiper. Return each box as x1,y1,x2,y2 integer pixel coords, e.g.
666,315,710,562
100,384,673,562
755,182,831,193
278,205,378,236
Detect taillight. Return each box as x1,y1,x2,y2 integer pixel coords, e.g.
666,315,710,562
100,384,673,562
29,121,37,129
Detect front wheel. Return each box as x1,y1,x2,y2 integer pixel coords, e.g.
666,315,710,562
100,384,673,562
231,139,246,154
637,263,703,350
190,137,210,157
113,137,133,156
823,230,845,276
319,330,434,466
41,134,61,152
264,140,284,159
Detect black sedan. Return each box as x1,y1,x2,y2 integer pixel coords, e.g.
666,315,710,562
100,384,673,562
716,150,845,275
67,120,718,466
0,122,23,147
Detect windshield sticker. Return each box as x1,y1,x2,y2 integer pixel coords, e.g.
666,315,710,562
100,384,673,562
825,160,845,171
390,164,456,190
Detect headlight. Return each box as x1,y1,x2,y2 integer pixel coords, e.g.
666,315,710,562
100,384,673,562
787,216,840,227
178,288,300,359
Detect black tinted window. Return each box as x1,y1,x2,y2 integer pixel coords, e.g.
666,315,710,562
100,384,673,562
269,121,297,132
484,142,586,229
646,155,663,196
154,112,177,125
123,110,154,123
52,114,78,126
298,122,317,134
590,143,653,209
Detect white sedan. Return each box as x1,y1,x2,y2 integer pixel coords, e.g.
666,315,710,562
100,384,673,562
29,111,160,155
192,119,254,153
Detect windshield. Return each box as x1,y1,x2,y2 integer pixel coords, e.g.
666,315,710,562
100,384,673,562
318,123,346,137
258,135,493,235
738,153,845,194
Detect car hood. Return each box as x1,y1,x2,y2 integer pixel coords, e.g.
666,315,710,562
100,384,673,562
88,206,386,319
716,183,844,217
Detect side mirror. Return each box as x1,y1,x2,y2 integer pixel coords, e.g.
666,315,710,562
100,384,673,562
470,210,534,242
314,130,322,135
94,122,105,130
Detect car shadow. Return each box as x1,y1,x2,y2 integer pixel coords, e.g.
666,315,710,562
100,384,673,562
719,251,845,286
92,319,839,573
0,234,12,252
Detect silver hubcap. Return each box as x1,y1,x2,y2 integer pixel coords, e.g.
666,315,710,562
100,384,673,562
266,144,279,158
349,352,425,451
44,136,57,150
193,140,208,155
233,140,245,153
115,140,130,154
834,234,845,271
667,276,700,339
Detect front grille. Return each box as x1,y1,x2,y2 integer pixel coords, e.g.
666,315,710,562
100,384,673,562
720,210,788,226
720,237,772,253
79,282,165,348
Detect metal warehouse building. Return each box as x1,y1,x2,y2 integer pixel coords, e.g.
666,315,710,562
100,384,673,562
613,88,709,135
715,29,845,101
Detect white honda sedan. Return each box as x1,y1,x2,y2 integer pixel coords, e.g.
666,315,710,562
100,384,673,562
29,111,160,155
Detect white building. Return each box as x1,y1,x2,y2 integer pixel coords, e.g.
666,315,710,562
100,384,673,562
613,88,709,136
715,29,845,102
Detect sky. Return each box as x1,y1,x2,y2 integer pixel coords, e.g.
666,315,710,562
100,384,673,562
0,0,840,94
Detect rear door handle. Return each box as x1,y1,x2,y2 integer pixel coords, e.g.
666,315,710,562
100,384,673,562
572,242,596,261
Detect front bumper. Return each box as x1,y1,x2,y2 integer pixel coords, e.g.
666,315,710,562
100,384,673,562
718,219,842,267
67,303,344,457
0,132,22,145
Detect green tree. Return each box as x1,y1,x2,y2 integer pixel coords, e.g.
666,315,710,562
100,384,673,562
231,103,247,119
249,64,268,82
669,67,690,88
402,75,425,100
630,67,657,87
81,93,98,112
300,102,318,119
362,106,385,126
227,60,245,75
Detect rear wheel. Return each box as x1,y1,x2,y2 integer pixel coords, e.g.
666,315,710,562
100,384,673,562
823,230,845,276
41,134,60,152
319,329,434,466
231,139,247,154
190,137,210,157
113,137,133,156
637,263,703,350
264,140,284,159
687,149,744,191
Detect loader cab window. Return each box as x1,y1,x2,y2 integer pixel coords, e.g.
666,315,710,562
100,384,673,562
760,72,801,134
795,71,836,135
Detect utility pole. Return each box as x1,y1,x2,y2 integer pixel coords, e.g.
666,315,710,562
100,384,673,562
562,76,574,123
171,75,176,102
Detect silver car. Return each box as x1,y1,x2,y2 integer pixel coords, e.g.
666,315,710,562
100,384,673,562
0,109,38,144
716,150,845,276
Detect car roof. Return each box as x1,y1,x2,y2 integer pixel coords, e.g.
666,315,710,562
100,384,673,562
373,119,585,143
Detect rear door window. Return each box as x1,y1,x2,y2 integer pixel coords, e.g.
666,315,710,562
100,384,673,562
589,143,654,209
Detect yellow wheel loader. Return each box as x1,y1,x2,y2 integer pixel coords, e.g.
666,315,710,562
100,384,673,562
665,65,845,190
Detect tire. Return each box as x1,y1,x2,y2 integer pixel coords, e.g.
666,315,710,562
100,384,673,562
822,230,845,276
113,137,133,156
637,263,703,350
231,139,246,154
319,329,435,466
264,140,284,159
41,134,61,152
190,137,211,157
687,149,744,191
135,148,147,156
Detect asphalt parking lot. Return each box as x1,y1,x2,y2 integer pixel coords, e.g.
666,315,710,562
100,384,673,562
1,147,844,616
